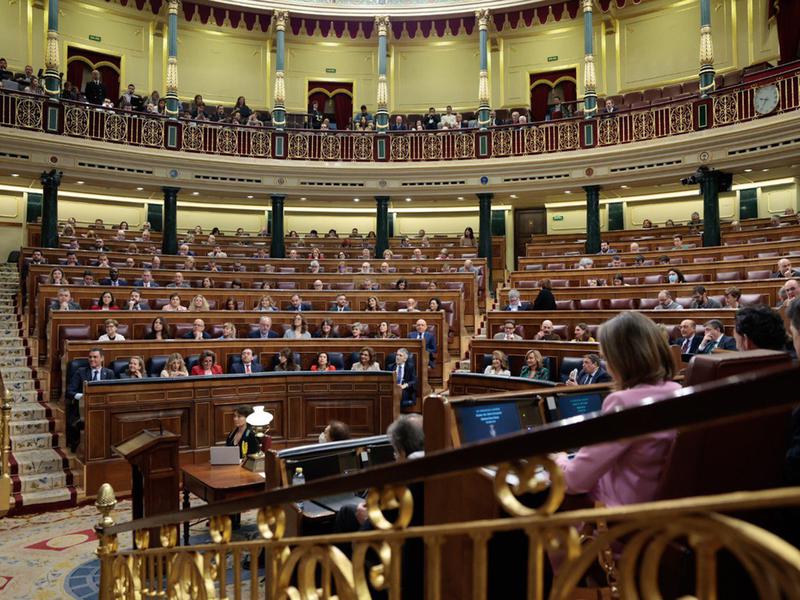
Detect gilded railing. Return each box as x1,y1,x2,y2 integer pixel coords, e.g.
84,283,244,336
1,63,798,163
94,365,800,599
0,384,12,517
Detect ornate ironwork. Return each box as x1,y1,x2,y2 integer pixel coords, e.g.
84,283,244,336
669,104,693,134
15,98,42,129
633,111,655,141
422,133,443,160
250,130,271,157
390,134,410,160
141,118,164,147
525,126,545,154
217,127,238,155
288,132,309,159
598,117,619,146
64,105,89,137
713,92,739,125
558,121,580,150
454,131,475,158
352,134,373,161
492,129,512,156
182,124,203,151
104,114,128,143
320,133,342,160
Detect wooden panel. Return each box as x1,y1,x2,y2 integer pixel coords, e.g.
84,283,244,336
110,409,188,454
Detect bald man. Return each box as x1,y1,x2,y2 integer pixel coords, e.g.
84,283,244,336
534,320,560,341
671,319,703,354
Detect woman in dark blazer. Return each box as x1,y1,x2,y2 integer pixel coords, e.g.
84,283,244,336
532,279,557,310
225,406,260,459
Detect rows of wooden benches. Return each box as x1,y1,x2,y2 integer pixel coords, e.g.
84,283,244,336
47,310,448,400
496,282,777,307
519,238,800,270
525,222,800,256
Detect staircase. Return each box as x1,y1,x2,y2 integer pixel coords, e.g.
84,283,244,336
0,264,77,514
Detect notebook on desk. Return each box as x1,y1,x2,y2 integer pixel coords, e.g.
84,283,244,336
209,446,241,465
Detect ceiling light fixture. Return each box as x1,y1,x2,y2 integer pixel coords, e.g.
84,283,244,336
300,197,307,201
76,180,85,185
457,196,464,200
247,195,253,199
192,191,200,196
510,194,518,199
744,168,753,172
621,185,629,189
353,198,360,202
405,197,412,202
135,187,143,191
762,168,769,172
10,173,19,177
564,190,572,194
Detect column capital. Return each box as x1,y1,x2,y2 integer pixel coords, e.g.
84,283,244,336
375,15,390,36
582,0,593,13
40,169,62,188
167,0,179,15
475,8,490,30
273,9,289,32
582,185,602,194
161,186,181,195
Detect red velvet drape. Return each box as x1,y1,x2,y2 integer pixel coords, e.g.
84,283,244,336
307,81,353,130
772,0,800,63
66,47,121,102
529,69,577,121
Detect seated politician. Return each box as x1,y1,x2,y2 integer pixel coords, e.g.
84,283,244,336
393,347,416,408
565,353,612,386
161,352,189,377
184,318,211,340
66,347,116,451
249,315,280,339
226,405,260,459
504,289,531,311
696,319,737,353
190,350,223,375
230,348,263,374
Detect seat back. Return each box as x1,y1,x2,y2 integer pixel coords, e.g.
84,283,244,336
555,300,573,310
683,349,791,386
147,355,169,377
746,270,771,280
639,298,659,309
110,359,131,377
326,352,345,370
67,358,89,384
683,273,705,283
559,357,583,382
576,298,607,310
716,271,741,281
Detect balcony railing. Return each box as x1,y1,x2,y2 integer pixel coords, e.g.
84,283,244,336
2,63,798,163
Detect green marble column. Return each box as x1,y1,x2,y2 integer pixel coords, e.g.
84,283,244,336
161,187,179,255
375,196,390,258
270,194,286,258
40,169,61,248
584,185,601,254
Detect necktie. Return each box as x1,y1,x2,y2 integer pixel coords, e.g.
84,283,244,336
681,337,690,353
93,370,99,381
397,366,403,384
245,364,251,374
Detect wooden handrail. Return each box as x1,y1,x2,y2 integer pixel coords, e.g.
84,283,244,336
101,361,799,535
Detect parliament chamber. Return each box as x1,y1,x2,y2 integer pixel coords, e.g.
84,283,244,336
1,0,800,597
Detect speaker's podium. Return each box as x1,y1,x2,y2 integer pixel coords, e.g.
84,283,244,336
112,429,181,542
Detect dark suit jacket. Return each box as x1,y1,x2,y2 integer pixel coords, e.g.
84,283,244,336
230,362,264,374
698,335,737,354
503,301,533,311
289,303,312,312
67,366,116,401
225,425,260,458
672,334,703,354
100,278,128,287
84,80,106,105
329,306,352,312
409,331,436,366
50,300,81,311
394,362,417,407
134,280,160,287
532,288,557,311
576,368,611,386
247,329,280,339
390,123,407,131
124,301,150,311
182,331,211,340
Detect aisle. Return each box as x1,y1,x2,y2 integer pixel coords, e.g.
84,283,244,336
0,264,76,514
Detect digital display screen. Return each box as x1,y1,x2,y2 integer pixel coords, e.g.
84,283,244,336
455,402,522,444
551,393,604,420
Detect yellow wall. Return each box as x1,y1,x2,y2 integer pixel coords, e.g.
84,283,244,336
284,211,375,235
0,193,25,262
0,0,778,111
759,183,799,218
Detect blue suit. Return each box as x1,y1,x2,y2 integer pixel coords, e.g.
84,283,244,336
248,329,280,339
230,362,264,374
134,280,160,288
329,306,352,312
409,330,436,367
394,361,416,407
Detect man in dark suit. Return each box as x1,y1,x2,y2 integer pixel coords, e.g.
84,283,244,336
50,288,81,311
409,318,436,368
289,294,310,311
230,348,264,374
309,100,323,130
84,70,106,105
183,318,211,340
124,290,150,311
390,115,407,131
672,319,704,354
0,58,13,82
601,98,617,118
66,348,116,451
100,268,127,287
423,107,440,130
393,348,417,408
503,289,532,311
330,294,352,312
566,354,612,386
697,319,738,354
134,270,160,288
248,315,280,339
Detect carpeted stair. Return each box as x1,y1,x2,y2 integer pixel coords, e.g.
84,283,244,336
0,264,77,514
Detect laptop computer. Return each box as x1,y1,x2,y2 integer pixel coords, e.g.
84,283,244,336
210,446,241,465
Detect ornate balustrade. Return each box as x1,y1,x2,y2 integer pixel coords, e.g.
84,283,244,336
93,362,800,598
2,63,798,164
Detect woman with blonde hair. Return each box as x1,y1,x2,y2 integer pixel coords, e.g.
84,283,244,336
256,295,277,311
189,294,210,311
220,322,237,339
554,312,679,506
121,356,147,379
483,350,510,377
160,353,189,377
519,349,549,380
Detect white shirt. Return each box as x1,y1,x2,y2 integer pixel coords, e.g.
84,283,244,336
98,334,126,341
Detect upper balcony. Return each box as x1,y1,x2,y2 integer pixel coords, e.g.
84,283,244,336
1,61,799,198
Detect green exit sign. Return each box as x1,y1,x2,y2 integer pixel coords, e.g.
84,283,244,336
89,35,101,42
552,215,564,221
325,67,336,73
547,55,558,62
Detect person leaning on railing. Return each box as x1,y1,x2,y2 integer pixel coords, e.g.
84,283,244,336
552,312,679,507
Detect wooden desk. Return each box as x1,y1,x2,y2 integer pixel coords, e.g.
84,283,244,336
181,463,266,545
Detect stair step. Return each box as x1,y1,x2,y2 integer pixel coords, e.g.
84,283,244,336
11,486,77,513
13,470,70,493
10,418,52,436
10,432,59,451
10,448,69,475
9,389,39,403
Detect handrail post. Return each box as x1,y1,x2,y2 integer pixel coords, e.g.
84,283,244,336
0,388,12,516
95,483,119,600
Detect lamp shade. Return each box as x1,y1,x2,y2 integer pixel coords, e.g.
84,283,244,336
246,405,274,427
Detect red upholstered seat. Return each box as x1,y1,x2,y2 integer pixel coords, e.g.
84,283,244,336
682,80,700,95
333,282,355,290
670,257,684,264
172,323,193,338
675,297,693,308
517,281,539,288
609,298,636,309
551,325,567,340
643,88,662,103
722,255,744,261
693,257,714,263
643,275,663,284
545,263,565,270
709,295,725,306
739,293,765,306
576,298,607,310
746,270,771,280
715,271,741,281
555,300,574,310
278,267,296,273
277,282,297,289
548,280,570,288
524,264,544,270
630,100,650,110
757,251,778,258
683,273,705,282
747,237,767,244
